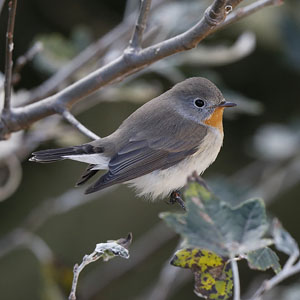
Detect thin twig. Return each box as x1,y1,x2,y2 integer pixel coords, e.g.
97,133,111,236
249,260,300,300
226,0,244,9
23,0,166,104
0,0,5,15
12,41,43,85
69,236,131,300
123,0,138,20
0,0,281,140
80,222,175,299
0,228,53,263
232,259,241,300
3,0,17,112
219,0,283,30
128,0,152,50
0,154,22,202
61,109,100,140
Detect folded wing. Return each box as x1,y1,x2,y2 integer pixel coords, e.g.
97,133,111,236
85,123,207,194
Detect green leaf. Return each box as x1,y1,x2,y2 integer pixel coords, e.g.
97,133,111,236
272,219,299,257
247,247,281,274
161,182,270,257
171,248,233,300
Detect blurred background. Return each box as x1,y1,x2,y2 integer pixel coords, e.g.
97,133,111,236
0,0,300,299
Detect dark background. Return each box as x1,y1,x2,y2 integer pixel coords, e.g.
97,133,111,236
0,0,300,299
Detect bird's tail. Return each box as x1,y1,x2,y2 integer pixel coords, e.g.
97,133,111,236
30,144,103,163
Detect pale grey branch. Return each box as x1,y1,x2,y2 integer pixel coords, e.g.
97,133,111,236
3,0,17,112
69,237,131,300
249,251,300,300
80,222,175,299
0,154,22,202
128,0,152,50
219,0,283,29
61,109,100,140
0,0,5,15
23,0,166,104
12,41,43,85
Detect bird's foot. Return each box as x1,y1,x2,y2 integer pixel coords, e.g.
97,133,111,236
168,191,186,210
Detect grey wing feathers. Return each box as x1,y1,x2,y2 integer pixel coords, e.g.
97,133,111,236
76,165,99,186
85,124,207,194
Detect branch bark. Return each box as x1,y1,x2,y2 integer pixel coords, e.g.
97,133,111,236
0,0,282,140
0,0,5,15
61,109,100,140
3,0,17,113
128,0,152,50
23,0,166,104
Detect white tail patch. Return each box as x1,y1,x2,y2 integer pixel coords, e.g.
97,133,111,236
63,154,109,169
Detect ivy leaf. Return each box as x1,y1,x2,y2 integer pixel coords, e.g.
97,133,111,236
247,247,281,274
272,219,299,257
171,248,233,300
161,181,271,257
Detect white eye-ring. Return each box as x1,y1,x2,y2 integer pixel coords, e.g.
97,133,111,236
194,98,205,108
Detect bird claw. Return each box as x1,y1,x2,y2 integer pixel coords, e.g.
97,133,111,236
168,191,186,210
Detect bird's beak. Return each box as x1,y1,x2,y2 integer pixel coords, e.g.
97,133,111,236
218,100,237,108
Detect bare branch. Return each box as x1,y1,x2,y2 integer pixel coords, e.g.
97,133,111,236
61,109,100,140
0,154,22,202
0,0,282,140
12,41,43,85
3,0,17,113
128,0,152,51
80,222,175,299
226,0,244,9
69,235,131,300
0,228,53,263
249,260,300,300
0,0,5,15
24,0,166,104
219,0,283,29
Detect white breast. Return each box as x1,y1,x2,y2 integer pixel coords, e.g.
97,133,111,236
127,127,224,200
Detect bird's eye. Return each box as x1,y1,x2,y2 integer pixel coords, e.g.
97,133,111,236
194,98,205,108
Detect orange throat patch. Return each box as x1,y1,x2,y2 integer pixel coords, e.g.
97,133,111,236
204,107,224,133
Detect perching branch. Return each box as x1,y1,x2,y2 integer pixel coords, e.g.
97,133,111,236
0,0,282,140
128,0,152,50
3,0,17,113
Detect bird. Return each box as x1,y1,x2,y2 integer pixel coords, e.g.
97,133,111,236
30,77,236,207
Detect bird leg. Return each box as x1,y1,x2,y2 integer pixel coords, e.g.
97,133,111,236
169,190,186,210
